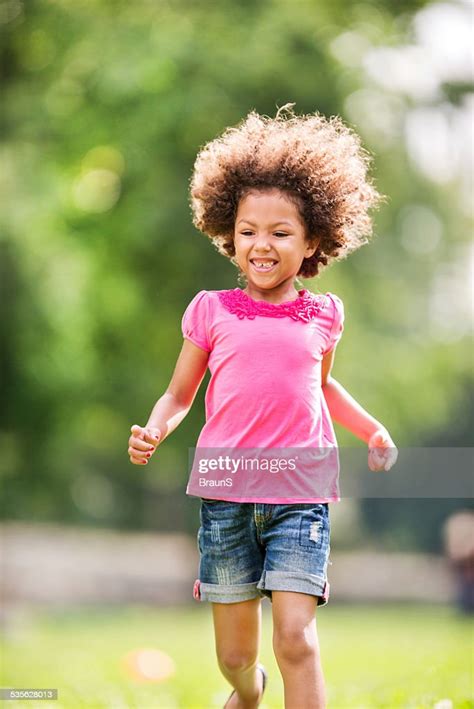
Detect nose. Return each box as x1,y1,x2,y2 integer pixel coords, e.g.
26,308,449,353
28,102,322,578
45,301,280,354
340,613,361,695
253,233,272,252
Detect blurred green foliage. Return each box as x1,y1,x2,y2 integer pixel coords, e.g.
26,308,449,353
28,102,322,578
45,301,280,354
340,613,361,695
1,0,472,543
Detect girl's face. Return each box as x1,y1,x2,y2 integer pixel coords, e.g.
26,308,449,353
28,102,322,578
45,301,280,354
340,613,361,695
234,189,317,300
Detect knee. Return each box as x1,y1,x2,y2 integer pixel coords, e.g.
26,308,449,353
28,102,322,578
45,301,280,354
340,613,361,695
218,650,257,674
273,626,319,664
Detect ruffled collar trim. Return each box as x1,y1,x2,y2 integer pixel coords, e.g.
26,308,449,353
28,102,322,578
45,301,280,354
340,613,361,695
216,288,329,322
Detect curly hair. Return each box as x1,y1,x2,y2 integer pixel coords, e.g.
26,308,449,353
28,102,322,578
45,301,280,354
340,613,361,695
189,104,385,278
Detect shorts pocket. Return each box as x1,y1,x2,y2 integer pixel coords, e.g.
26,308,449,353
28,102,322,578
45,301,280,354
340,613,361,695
299,504,329,550
197,527,203,554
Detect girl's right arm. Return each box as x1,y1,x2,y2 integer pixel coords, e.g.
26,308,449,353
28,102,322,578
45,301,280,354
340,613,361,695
128,339,209,465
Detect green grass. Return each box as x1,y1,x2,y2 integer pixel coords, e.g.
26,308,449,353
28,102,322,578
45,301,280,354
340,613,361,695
1,603,472,708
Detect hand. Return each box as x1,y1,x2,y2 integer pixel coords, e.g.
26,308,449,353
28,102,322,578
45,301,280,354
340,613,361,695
368,429,398,472
128,424,161,465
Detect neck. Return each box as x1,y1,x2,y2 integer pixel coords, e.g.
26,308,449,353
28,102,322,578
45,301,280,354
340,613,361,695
242,281,301,304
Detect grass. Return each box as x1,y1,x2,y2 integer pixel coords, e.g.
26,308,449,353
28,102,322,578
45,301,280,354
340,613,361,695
0,602,472,708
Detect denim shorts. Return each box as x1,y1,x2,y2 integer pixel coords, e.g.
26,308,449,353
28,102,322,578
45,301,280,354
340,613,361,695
193,500,331,606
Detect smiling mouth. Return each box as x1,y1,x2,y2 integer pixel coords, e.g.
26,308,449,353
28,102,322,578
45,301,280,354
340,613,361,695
250,259,278,272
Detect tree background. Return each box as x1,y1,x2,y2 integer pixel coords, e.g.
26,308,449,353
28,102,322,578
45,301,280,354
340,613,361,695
1,0,472,549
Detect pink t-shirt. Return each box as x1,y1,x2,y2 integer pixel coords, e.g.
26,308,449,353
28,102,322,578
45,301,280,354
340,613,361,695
181,288,344,504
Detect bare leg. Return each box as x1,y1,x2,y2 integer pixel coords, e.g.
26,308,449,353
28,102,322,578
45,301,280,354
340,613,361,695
272,591,326,709
212,597,266,709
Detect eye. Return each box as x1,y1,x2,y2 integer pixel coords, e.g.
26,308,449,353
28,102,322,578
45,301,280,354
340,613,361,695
240,231,254,236
274,232,288,237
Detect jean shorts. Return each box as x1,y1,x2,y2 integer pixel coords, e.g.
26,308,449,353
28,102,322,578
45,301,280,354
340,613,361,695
193,500,331,606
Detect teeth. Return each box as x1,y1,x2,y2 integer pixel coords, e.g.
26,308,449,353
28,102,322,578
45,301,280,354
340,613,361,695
253,261,276,269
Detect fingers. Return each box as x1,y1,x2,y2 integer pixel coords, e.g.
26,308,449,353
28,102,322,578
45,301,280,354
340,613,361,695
368,446,398,472
143,428,161,446
368,428,398,472
368,447,383,471
368,448,385,472
131,424,144,440
130,454,149,465
128,424,158,465
384,446,399,471
128,442,154,464
130,435,154,452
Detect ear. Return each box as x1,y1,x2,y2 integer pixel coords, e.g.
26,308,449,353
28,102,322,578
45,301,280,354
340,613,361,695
304,236,320,259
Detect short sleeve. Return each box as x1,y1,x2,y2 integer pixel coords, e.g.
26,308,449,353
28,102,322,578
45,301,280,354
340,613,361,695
322,293,344,355
181,290,211,352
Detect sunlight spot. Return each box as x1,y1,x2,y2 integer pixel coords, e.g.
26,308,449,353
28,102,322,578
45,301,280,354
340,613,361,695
73,168,121,213
122,648,176,683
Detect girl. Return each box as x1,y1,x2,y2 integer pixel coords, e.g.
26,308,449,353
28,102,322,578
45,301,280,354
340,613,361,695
127,105,398,709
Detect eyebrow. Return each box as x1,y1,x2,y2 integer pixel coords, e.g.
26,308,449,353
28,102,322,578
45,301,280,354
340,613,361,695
237,219,293,227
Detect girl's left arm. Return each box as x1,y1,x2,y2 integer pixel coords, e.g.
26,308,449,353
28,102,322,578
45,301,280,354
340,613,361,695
321,347,398,471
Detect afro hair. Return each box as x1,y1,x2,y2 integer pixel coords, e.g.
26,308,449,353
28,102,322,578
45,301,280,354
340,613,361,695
190,104,384,278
